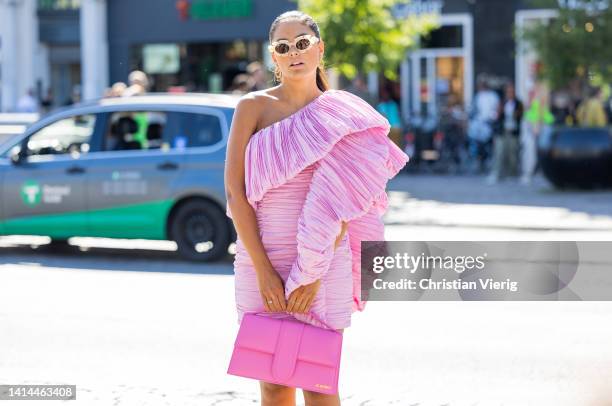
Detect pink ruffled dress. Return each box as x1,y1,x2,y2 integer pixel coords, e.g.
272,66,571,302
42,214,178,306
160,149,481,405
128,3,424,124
227,89,409,330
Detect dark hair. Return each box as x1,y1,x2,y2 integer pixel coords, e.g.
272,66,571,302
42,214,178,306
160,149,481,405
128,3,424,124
269,10,330,92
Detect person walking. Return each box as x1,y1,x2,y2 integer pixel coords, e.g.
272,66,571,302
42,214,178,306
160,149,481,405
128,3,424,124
224,11,408,406
468,77,500,173
16,89,39,113
521,82,554,185
487,83,524,184
376,85,403,149
576,87,608,128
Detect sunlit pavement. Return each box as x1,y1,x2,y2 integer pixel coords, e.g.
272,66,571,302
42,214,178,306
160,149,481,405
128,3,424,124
1,173,612,405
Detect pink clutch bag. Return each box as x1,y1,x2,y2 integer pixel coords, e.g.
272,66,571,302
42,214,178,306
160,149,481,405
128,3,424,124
227,311,343,395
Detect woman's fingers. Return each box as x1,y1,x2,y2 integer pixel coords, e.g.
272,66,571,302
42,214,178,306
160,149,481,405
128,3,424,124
262,295,272,312
286,292,295,312
278,293,287,311
270,293,285,312
297,293,314,314
289,292,305,313
304,294,316,313
303,296,314,313
291,295,303,313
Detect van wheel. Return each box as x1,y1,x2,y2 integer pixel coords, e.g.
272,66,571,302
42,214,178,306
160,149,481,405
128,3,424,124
170,200,230,262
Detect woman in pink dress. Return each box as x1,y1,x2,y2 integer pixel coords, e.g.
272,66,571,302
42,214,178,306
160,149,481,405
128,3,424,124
224,10,408,406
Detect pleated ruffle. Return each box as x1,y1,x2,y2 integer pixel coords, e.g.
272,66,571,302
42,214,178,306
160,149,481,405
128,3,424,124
227,89,409,313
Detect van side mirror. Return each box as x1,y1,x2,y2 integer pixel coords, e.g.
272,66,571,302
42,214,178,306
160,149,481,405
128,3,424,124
9,146,24,165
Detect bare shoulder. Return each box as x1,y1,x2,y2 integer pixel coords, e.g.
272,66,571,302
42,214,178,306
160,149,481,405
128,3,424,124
232,88,281,134
233,90,273,127
229,93,260,141
234,92,261,119
236,89,280,111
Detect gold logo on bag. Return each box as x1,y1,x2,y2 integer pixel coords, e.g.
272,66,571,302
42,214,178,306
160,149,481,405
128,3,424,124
315,384,331,389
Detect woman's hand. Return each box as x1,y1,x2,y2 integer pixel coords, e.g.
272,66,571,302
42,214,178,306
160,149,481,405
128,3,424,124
256,268,287,313
285,222,346,314
286,279,321,314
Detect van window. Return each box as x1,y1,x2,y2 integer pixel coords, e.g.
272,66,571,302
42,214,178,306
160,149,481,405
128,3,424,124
103,111,167,152
25,114,96,157
165,112,223,149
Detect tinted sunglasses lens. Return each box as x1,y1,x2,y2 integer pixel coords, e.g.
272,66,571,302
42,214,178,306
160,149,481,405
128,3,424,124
275,43,290,54
296,38,312,50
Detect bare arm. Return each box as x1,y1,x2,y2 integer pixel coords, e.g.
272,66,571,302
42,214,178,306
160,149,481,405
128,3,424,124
224,95,286,312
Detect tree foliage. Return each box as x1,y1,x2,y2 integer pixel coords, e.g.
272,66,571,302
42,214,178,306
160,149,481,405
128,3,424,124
296,0,439,80
520,0,612,90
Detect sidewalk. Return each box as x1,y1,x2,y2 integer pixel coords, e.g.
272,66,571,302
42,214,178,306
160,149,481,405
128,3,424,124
386,173,612,232
2,264,611,406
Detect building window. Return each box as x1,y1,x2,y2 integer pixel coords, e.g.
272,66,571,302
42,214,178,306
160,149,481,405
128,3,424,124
26,114,95,158
421,25,463,49
130,40,263,93
103,112,167,152
38,0,80,11
165,112,223,148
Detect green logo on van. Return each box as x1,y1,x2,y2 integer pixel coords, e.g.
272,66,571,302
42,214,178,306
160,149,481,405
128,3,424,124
21,180,42,207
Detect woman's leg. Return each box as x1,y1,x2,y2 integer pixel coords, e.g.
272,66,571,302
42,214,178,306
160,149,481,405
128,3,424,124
487,135,504,182
302,329,344,406
260,381,296,406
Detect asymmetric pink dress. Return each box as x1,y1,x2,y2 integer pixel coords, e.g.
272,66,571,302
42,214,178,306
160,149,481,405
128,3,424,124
227,89,409,330
233,163,354,328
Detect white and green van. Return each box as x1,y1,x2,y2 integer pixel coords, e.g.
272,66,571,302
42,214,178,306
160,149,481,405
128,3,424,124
0,93,239,261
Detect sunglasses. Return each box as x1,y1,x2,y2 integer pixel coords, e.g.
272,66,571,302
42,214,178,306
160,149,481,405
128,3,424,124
268,34,320,55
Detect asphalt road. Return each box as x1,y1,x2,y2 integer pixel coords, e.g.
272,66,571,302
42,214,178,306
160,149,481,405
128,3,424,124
1,173,612,405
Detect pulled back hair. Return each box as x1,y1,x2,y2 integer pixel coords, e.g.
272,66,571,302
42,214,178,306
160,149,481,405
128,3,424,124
269,11,330,92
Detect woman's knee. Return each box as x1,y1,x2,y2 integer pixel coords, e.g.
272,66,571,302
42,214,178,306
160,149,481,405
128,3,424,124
260,381,294,401
303,389,340,405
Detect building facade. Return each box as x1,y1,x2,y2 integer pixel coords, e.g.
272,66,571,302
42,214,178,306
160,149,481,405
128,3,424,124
1,0,557,115
0,0,296,112
107,0,296,93
396,0,555,121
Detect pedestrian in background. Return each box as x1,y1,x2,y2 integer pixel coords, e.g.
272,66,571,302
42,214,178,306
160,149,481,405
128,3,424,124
487,83,523,184
345,73,376,107
230,74,251,95
123,70,149,97
377,85,402,149
439,94,468,174
468,76,500,173
122,71,151,149
16,89,39,113
576,87,608,127
40,88,54,113
521,81,554,185
246,61,269,91
104,82,127,98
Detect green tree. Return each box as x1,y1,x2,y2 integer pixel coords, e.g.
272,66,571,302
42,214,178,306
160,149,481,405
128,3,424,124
297,0,439,80
520,0,612,91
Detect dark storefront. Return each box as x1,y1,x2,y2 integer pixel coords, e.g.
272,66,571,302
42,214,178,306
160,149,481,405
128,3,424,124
107,0,297,92
441,0,524,80
38,0,82,106
400,0,543,119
